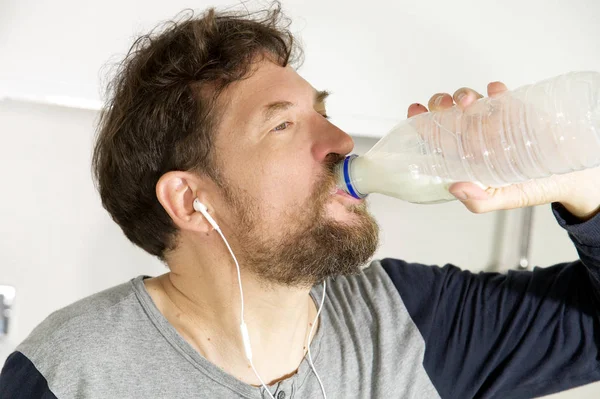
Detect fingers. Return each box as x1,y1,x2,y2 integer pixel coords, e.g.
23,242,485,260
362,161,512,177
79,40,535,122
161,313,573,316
449,181,523,214
449,182,490,201
453,87,483,110
408,81,509,118
449,175,563,214
407,103,428,118
427,93,454,112
487,81,509,98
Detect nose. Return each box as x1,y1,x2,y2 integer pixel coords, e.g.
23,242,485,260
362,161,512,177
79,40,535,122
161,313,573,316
311,116,355,162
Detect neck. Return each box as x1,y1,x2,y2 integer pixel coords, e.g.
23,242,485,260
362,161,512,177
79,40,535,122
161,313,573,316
144,243,319,386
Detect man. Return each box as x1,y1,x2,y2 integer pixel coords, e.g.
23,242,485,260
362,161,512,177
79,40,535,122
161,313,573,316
2,4,600,399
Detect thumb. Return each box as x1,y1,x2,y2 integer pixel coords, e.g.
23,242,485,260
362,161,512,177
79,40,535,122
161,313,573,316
449,177,563,213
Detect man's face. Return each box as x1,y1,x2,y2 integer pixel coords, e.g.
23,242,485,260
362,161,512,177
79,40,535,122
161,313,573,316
210,57,379,288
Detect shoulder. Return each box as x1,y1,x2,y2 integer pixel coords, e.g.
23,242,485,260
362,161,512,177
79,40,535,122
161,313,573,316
330,258,442,294
325,260,402,306
16,278,144,367
2,279,146,397
326,258,460,309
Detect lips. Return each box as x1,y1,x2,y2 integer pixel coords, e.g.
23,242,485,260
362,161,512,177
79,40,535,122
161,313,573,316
335,188,356,199
324,179,362,203
330,187,363,204
328,184,356,198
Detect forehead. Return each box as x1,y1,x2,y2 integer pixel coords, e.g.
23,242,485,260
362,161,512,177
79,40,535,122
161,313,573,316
219,59,315,121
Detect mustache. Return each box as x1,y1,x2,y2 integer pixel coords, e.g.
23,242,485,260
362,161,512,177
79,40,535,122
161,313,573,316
324,153,345,173
313,153,345,201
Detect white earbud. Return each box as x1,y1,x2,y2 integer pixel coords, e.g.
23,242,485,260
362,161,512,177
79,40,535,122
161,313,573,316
192,197,326,399
193,198,220,231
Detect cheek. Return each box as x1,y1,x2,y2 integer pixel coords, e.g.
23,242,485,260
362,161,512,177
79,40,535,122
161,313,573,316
224,137,321,219
255,156,318,218
259,167,311,212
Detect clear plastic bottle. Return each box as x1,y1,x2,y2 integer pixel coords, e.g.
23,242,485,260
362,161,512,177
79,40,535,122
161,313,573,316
336,71,600,204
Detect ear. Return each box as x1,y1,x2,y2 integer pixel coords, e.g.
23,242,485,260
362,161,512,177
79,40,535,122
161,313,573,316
156,171,216,234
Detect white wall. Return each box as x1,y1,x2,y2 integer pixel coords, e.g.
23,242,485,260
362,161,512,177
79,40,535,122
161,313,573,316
0,100,167,347
1,0,599,396
1,0,599,137
0,99,593,397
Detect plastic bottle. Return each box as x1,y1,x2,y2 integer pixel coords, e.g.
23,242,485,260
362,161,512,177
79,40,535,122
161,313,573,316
336,71,600,204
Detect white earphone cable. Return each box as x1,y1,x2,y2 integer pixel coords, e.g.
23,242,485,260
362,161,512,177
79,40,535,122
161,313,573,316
207,208,326,399
214,226,276,399
214,227,245,328
307,281,327,399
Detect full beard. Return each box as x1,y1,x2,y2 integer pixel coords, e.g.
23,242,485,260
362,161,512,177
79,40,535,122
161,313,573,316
218,156,380,289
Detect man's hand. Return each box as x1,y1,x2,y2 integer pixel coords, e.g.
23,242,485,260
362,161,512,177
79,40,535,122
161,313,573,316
408,83,600,220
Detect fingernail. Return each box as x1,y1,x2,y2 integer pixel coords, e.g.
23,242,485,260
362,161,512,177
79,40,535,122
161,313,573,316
434,95,443,107
451,190,468,200
456,92,466,103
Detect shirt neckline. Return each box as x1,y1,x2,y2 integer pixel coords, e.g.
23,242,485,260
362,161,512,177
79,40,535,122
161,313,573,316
131,275,327,398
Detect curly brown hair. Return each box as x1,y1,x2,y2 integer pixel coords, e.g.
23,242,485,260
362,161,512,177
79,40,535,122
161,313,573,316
92,2,302,262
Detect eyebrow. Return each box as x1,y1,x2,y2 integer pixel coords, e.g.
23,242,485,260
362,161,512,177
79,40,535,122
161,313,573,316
315,89,330,104
260,90,330,124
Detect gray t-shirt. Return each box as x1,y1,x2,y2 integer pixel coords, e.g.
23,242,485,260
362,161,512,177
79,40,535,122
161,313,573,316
6,205,600,398
12,260,439,398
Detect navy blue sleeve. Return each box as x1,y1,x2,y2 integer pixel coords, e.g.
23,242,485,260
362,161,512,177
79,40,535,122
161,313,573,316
382,203,600,399
0,351,57,399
